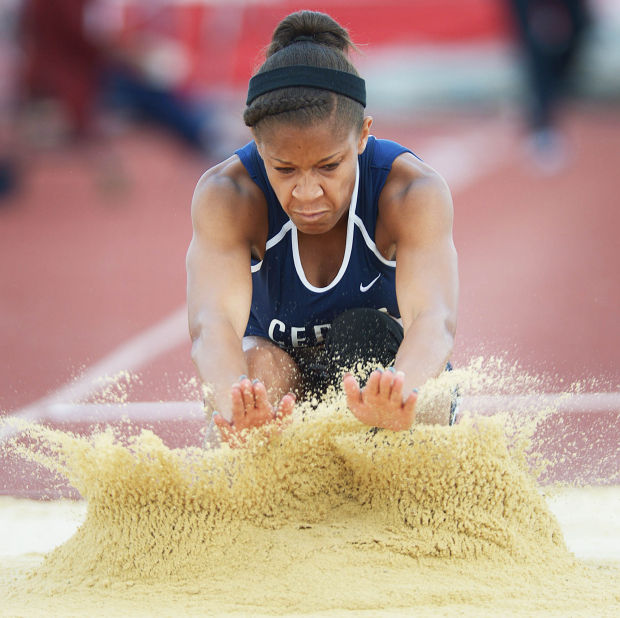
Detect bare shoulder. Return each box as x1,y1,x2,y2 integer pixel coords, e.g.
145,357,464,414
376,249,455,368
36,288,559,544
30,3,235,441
378,152,453,244
191,154,267,248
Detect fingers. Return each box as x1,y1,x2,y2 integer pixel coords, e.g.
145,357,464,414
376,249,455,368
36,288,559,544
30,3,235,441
344,367,418,431
275,393,296,433
365,370,382,399
366,368,404,402
378,369,393,397
230,385,245,424
402,389,418,420
343,373,375,425
342,373,362,405
213,412,239,446
276,392,296,420
239,376,255,411
212,412,230,431
253,380,270,412
220,378,296,446
231,378,270,422
388,370,405,405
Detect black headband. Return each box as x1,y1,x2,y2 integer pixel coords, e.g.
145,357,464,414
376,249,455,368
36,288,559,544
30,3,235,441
246,65,366,107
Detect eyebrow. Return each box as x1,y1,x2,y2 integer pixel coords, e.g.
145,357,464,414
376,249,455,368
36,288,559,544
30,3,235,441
272,151,342,165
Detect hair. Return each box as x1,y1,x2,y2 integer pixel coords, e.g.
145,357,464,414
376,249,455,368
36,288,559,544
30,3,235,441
243,11,365,135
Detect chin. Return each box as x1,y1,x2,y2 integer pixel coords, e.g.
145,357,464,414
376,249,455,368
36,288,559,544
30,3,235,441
292,213,330,233
295,219,332,234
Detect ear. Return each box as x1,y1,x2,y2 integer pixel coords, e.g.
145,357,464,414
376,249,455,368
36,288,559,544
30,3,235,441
357,116,373,154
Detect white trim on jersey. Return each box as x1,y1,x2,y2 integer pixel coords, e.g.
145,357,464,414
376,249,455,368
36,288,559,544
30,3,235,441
266,219,294,250
250,219,295,273
352,215,396,267
291,162,360,293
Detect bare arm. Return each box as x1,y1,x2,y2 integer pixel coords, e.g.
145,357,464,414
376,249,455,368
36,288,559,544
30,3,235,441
391,166,458,423
343,155,458,428
186,159,256,422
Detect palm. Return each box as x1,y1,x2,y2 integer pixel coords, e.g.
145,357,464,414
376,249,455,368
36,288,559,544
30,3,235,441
213,377,295,446
343,370,417,431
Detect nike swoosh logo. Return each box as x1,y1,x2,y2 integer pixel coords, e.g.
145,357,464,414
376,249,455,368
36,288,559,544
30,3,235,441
360,274,381,293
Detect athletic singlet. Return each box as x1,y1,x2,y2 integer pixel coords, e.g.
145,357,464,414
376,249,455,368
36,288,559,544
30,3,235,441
235,136,414,350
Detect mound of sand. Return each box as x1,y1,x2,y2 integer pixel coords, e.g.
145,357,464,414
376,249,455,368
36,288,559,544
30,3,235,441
1,365,619,616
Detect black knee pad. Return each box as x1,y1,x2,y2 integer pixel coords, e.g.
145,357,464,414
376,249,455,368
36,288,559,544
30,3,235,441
292,308,403,397
325,308,404,375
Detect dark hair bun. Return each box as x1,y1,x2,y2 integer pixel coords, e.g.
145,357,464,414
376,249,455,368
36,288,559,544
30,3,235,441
267,10,354,57
244,10,363,130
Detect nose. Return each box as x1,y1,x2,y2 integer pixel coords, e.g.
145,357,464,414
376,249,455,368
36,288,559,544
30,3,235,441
292,172,323,201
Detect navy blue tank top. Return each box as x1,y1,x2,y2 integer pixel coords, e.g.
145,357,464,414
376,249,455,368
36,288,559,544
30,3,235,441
235,136,413,350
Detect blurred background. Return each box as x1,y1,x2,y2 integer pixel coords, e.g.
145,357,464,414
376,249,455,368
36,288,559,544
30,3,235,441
1,0,619,421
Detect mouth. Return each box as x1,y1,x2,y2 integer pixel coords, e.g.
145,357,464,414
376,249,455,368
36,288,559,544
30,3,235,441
292,210,329,222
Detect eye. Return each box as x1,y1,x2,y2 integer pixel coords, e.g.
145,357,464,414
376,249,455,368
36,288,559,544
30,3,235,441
321,162,339,171
274,166,294,174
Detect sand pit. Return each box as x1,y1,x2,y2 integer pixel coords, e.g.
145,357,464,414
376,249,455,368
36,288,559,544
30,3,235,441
1,367,619,616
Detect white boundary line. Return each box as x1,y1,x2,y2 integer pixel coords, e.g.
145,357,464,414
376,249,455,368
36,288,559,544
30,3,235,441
1,307,188,441
461,393,620,415
3,393,618,428
43,401,204,423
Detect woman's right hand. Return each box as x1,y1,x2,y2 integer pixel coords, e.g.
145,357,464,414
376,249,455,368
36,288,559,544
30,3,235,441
212,377,296,447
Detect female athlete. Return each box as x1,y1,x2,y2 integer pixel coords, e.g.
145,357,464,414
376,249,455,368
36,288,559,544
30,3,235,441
186,10,458,445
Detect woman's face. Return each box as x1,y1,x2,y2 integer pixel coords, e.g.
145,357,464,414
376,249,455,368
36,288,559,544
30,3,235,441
254,116,372,234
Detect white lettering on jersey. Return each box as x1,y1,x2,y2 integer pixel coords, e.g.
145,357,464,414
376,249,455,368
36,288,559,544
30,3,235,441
291,326,307,347
268,319,285,344
267,319,333,346
313,323,331,343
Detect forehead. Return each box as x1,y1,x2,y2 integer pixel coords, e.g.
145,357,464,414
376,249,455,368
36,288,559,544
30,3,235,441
256,120,357,164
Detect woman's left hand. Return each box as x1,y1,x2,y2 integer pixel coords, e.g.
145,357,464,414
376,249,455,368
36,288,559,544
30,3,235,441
342,369,418,431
